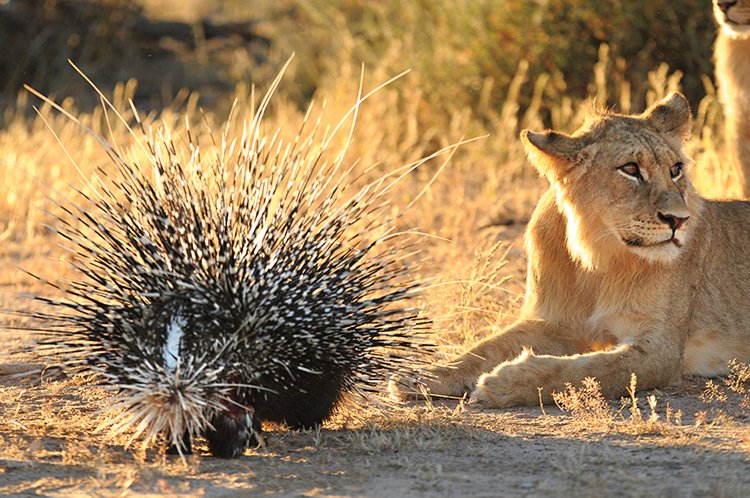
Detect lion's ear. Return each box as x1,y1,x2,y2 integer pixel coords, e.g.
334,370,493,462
642,92,692,140
520,129,587,182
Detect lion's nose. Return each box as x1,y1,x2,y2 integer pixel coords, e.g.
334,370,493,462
717,0,737,13
657,212,689,230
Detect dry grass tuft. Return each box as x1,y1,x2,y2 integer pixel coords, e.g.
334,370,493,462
702,360,750,414
552,374,698,439
553,377,613,426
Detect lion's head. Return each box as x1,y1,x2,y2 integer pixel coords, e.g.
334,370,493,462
521,92,703,270
714,0,750,37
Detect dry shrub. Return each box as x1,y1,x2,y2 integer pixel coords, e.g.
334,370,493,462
702,360,750,413
553,377,612,424
553,374,688,437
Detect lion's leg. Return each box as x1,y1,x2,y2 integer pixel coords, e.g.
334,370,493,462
471,330,682,408
737,122,750,198
397,319,576,399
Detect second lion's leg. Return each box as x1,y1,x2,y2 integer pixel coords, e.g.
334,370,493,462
726,112,750,198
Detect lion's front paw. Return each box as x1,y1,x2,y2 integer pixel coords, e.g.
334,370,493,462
389,365,477,401
469,373,527,408
469,361,544,408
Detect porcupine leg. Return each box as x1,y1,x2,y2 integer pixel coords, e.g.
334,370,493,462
258,377,344,430
204,412,262,458
166,431,192,455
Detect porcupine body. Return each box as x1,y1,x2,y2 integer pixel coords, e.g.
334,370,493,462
23,67,429,458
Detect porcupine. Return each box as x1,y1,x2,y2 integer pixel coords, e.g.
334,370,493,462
19,63,434,458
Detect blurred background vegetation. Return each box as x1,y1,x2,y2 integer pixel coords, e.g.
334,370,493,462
1,0,717,124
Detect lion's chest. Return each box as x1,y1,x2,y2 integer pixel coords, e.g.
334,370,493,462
579,272,663,346
585,306,648,345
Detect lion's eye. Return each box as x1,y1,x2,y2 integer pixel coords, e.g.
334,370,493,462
670,162,683,179
618,162,642,180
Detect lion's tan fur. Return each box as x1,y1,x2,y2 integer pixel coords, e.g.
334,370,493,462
714,0,750,197
407,93,750,408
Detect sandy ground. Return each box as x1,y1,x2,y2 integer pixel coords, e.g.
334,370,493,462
1,377,749,497
2,232,750,498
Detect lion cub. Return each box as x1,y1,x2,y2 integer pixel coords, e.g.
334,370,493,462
404,93,750,408
714,0,750,196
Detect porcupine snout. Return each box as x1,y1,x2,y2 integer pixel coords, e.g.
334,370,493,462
157,312,260,458
204,410,261,458
115,355,221,457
